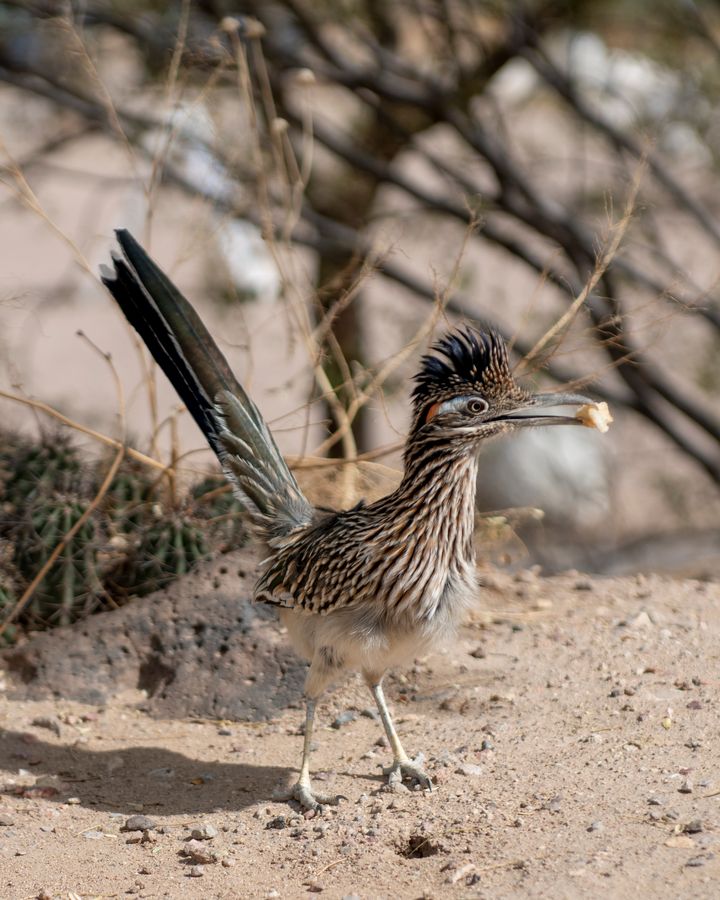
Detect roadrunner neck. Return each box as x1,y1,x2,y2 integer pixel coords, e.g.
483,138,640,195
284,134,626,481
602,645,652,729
395,435,480,562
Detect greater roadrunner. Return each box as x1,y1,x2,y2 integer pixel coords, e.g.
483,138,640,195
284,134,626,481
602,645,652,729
101,230,596,812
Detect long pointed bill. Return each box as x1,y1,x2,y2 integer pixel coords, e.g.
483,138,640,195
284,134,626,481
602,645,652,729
500,391,597,428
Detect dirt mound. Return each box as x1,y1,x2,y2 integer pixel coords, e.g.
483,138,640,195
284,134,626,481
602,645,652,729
1,549,306,720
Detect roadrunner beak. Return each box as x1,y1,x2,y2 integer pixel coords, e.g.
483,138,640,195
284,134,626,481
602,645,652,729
501,391,597,428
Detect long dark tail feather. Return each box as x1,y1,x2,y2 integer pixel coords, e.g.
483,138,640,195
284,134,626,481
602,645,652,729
100,236,223,454
101,229,312,543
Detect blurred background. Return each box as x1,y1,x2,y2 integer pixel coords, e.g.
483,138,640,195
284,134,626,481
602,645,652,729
1,0,719,639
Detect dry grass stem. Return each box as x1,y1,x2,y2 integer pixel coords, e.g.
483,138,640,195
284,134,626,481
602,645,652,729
0,389,167,474
520,159,646,370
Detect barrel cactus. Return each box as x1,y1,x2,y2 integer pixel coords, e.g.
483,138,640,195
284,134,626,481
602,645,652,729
0,431,251,639
3,432,82,506
103,457,156,531
110,508,211,597
13,493,106,627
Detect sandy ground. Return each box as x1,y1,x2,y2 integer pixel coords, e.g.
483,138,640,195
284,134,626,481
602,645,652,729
0,568,719,900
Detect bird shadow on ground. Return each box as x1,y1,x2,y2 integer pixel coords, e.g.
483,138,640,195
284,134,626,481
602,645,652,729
0,729,290,815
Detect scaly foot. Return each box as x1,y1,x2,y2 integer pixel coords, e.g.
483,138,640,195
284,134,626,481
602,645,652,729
277,780,346,813
382,753,433,791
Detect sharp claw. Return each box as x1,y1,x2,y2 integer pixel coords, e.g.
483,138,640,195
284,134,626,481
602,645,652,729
277,781,346,813
382,755,433,791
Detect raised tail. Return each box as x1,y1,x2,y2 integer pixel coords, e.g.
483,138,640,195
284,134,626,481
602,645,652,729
100,229,313,544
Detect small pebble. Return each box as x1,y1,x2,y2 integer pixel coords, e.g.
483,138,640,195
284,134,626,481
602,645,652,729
481,739,494,751
31,715,62,736
387,781,410,794
684,819,703,834
218,728,233,736
574,579,593,591
0,814,15,826
647,796,663,806
125,831,144,844
332,711,357,729
184,839,218,864
455,763,483,777
587,821,603,832
679,780,693,794
83,830,105,840
266,816,286,830
188,865,204,877
191,823,218,840
628,610,652,628
360,708,378,720
221,857,235,867
123,815,156,832
686,856,706,868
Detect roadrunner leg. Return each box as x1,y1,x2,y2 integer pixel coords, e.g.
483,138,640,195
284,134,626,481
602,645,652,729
369,678,432,791
281,698,345,812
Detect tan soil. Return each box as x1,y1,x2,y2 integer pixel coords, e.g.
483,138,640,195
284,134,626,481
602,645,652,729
1,569,718,899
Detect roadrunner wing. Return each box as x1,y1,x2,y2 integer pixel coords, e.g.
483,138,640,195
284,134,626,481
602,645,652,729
101,229,313,544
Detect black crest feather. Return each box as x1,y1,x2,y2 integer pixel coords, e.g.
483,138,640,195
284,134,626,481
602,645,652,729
412,326,514,410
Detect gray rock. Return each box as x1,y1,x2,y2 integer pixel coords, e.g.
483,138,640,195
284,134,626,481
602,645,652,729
332,711,357,729
190,823,218,841
123,815,156,832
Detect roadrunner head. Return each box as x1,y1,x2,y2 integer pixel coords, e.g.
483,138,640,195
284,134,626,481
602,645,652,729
410,326,594,448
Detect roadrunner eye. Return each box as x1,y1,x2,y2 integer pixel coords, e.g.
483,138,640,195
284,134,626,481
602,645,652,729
467,398,488,414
